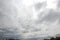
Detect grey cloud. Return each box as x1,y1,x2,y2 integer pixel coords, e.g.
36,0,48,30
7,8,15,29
57,0,60,8
0,0,23,39
34,2,47,11
37,9,60,24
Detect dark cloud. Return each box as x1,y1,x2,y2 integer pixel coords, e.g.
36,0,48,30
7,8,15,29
57,0,60,8
37,9,60,24
34,2,47,11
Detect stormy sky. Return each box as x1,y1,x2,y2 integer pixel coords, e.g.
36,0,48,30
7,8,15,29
0,0,60,40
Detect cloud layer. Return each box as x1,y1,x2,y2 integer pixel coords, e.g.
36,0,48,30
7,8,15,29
0,0,60,39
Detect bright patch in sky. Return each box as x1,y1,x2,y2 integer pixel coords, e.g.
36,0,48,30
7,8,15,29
46,0,57,9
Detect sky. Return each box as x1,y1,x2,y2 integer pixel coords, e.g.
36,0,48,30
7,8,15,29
0,0,60,40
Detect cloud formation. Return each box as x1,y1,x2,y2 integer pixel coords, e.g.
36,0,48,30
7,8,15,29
0,0,60,40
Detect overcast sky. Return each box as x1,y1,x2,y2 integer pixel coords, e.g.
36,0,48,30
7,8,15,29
0,0,60,40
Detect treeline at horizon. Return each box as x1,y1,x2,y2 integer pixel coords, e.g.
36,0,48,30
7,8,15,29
44,37,60,40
